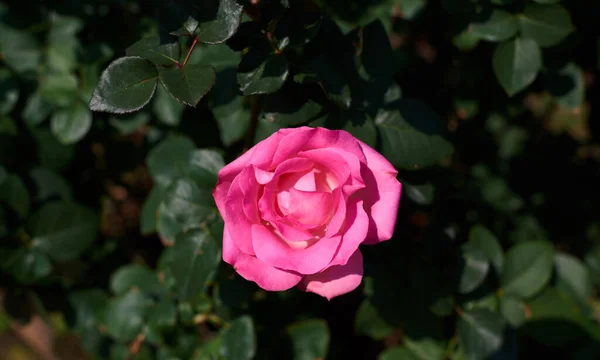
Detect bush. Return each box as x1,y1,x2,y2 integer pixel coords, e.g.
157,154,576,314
1,0,599,359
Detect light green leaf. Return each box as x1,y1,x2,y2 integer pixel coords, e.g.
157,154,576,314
500,296,527,327
287,319,330,360
469,225,504,273
153,85,185,126
110,264,165,296
146,135,196,187
220,316,256,360
470,10,518,42
555,253,593,303
140,185,167,235
50,101,92,144
0,248,52,284
22,91,54,127
104,290,153,342
379,347,419,360
458,244,490,294
457,308,504,360
40,72,79,107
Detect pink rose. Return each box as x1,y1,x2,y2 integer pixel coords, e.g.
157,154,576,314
212,127,402,299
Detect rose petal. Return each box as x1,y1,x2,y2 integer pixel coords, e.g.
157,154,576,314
252,224,341,275
223,226,302,291
277,188,334,227
298,250,364,300
224,167,261,255
357,140,402,244
299,147,365,193
329,200,369,266
272,127,367,166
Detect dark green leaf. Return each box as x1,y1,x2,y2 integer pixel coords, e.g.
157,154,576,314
404,337,446,360
40,72,79,107
22,91,54,127
153,85,185,126
126,35,181,66
492,37,541,96
0,23,41,73
469,225,504,274
469,10,518,42
50,101,92,144
33,129,75,170
287,319,330,360
585,245,600,286
28,201,98,262
519,4,573,47
68,289,108,331
196,0,244,44
167,230,221,301
354,299,394,340
500,296,527,327
157,178,215,239
238,50,289,95
110,264,165,296
220,316,256,360
29,167,72,201
0,116,16,135
104,290,153,342
214,96,250,146
403,182,435,206
378,347,419,360
147,297,177,329
0,174,30,218
457,308,504,360
140,185,168,235
159,64,216,106
89,56,158,113
375,101,453,170
361,19,394,79
262,92,323,126
0,248,52,284
146,135,196,187
554,253,593,303
108,112,150,135
458,244,490,294
500,241,554,299
188,44,240,71
545,62,584,110
293,56,351,108
0,68,18,115
187,149,225,188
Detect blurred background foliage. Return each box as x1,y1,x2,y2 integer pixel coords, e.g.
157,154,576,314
1,0,600,359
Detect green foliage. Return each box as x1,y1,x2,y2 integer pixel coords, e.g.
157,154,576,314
0,1,598,359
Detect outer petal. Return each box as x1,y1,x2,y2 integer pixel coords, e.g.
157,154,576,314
357,140,402,244
329,200,369,266
224,167,261,255
223,226,302,291
252,224,341,275
298,250,364,300
272,127,367,166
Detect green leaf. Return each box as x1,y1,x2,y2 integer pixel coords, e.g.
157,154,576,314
500,241,554,299
361,19,394,79
29,167,72,201
22,91,54,127
40,72,79,107
379,347,419,360
196,0,244,44
0,174,30,218
33,129,75,170
50,101,92,144
157,178,215,239
238,51,289,95
0,23,41,74
354,299,394,340
140,185,167,235
453,29,480,51
214,96,250,146
469,225,504,273
0,248,52,284
28,201,98,262
545,62,584,110
293,56,351,108
126,35,181,66
110,264,165,296
375,101,454,170
500,296,527,327
458,244,490,294
68,289,107,331
519,4,573,47
404,337,446,360
492,37,541,96
108,112,150,135
585,244,600,286
403,182,434,206
89,56,158,113
167,230,221,301
153,85,185,126
343,114,378,148
147,297,177,329
457,308,504,360
554,253,593,303
0,116,16,136
187,149,225,188
220,316,256,360
469,10,518,42
104,290,153,342
159,65,216,106
262,92,323,126
188,43,240,71
0,68,18,115
286,319,330,360
146,135,196,187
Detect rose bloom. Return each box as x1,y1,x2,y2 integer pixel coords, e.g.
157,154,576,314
213,127,401,299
